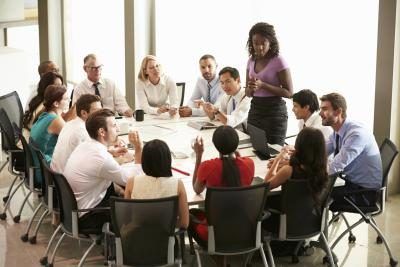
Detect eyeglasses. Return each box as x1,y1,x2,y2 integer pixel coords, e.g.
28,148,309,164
87,65,103,71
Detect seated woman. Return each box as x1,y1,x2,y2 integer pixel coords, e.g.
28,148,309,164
263,127,328,233
23,72,64,139
136,55,179,116
124,138,189,229
30,85,69,164
189,125,255,247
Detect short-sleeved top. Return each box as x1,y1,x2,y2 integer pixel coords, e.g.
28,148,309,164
131,175,178,199
197,157,255,187
247,55,289,98
30,112,58,163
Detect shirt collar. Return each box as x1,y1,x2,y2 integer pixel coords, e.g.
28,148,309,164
144,75,166,87
337,119,350,137
304,112,319,127
85,78,103,87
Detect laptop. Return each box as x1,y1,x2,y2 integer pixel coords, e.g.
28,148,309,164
247,123,280,160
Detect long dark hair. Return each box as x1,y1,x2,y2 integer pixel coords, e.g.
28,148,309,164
247,22,280,59
212,126,241,187
290,127,328,204
23,72,64,129
141,139,172,177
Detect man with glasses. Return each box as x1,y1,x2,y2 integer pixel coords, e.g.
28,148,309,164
72,54,133,117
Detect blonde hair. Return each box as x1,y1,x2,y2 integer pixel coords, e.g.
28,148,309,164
138,55,162,81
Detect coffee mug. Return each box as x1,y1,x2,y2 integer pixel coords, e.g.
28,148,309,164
135,109,144,121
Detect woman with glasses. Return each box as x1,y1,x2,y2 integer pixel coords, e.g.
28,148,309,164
136,55,179,116
245,22,293,145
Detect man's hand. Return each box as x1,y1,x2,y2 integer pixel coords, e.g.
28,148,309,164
169,107,177,117
123,109,134,117
178,106,192,117
202,102,216,118
157,105,169,114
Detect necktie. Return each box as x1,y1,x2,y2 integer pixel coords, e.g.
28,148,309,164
232,98,236,113
206,83,212,102
334,133,340,156
93,82,101,97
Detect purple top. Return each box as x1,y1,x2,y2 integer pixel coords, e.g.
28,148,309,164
247,55,289,97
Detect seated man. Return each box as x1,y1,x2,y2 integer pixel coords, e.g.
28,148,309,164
292,89,332,140
51,94,102,173
179,54,223,117
319,93,382,207
72,54,133,116
63,109,142,229
202,67,251,129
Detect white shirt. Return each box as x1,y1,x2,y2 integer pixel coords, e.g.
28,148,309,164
51,117,90,174
136,74,179,115
131,175,178,199
214,88,251,128
297,112,332,140
188,76,223,116
73,78,131,114
63,139,142,216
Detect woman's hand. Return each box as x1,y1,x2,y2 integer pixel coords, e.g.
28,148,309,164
128,131,142,150
192,137,204,156
157,105,169,114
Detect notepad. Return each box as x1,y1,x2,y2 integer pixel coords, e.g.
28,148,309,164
187,121,218,130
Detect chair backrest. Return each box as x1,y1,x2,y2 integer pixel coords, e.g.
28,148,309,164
0,108,19,151
19,133,41,190
379,138,398,188
110,196,178,266
176,82,186,106
205,183,269,253
280,174,338,239
0,91,24,131
52,172,78,234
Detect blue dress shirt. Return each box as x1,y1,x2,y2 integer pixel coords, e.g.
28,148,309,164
188,75,223,116
327,119,382,189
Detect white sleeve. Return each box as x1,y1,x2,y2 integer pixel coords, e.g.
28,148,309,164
111,80,132,114
226,96,251,128
98,154,130,186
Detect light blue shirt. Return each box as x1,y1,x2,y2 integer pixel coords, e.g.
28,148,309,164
188,75,223,116
327,119,382,189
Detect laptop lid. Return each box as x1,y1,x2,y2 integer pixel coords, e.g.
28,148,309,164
247,123,279,160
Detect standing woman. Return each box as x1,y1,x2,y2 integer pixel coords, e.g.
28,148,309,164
246,22,293,145
30,85,69,163
136,55,179,116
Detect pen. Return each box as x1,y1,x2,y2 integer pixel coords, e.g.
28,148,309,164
171,167,190,176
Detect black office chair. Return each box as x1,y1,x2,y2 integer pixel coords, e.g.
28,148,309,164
0,108,25,220
21,141,57,244
329,138,398,267
176,82,186,106
263,174,339,267
9,134,43,224
106,196,184,266
0,91,24,131
189,183,270,267
40,171,108,267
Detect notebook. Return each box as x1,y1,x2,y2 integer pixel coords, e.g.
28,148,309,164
247,123,280,160
187,121,218,130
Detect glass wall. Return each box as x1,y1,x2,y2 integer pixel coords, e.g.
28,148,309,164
156,0,379,133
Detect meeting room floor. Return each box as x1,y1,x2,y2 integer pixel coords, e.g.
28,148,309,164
1,169,399,267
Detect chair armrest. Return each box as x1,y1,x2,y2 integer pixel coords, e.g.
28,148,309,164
77,206,111,213
267,208,283,215
174,228,186,236
260,210,271,221
8,149,23,153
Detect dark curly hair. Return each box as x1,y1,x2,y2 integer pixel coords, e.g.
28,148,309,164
289,127,328,204
247,22,280,59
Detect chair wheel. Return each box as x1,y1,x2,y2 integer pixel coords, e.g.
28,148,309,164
0,213,6,220
390,258,398,267
39,256,48,265
29,236,37,244
21,233,29,242
376,236,383,244
13,215,20,223
323,256,329,264
348,234,356,243
291,255,299,263
2,196,9,203
304,246,315,256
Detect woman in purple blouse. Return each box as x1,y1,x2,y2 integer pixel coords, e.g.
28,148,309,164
246,22,293,145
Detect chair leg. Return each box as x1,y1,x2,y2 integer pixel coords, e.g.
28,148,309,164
340,213,356,243
179,231,186,264
331,219,363,250
49,232,66,266
78,240,96,267
264,241,275,267
194,249,202,267
29,208,49,244
0,158,8,173
40,224,61,265
21,202,43,242
368,220,398,266
259,246,270,267
320,232,336,267
0,179,24,220
13,190,32,223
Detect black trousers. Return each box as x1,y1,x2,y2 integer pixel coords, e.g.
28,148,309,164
248,97,288,146
79,184,118,231
330,180,378,211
